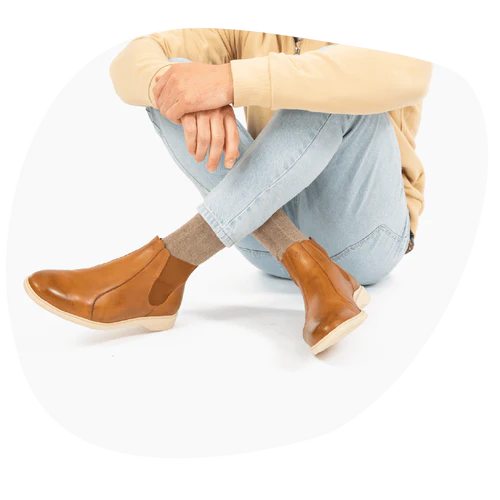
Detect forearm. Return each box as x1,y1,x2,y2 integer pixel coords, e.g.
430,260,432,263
110,37,173,107
110,29,234,108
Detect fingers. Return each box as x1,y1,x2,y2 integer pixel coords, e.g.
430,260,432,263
195,112,211,165
223,109,240,169
164,98,190,124
181,114,197,156
207,111,225,172
182,107,239,173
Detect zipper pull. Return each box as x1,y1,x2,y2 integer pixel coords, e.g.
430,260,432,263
294,37,302,55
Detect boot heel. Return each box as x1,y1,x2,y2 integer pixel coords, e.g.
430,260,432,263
140,313,178,332
353,286,371,309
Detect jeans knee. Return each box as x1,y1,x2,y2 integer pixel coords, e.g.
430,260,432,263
343,113,397,151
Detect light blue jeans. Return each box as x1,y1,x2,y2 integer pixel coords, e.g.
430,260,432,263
147,60,410,285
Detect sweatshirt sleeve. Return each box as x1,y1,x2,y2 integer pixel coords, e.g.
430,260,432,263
230,44,433,114
110,29,237,107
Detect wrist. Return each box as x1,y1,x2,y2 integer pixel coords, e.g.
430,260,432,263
221,63,234,104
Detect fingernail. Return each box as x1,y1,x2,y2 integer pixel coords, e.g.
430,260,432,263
226,159,234,169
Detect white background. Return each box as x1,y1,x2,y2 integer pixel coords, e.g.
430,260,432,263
0,33,496,464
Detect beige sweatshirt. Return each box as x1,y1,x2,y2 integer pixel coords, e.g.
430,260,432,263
110,29,433,234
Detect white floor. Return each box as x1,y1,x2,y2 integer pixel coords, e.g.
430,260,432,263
6,55,487,457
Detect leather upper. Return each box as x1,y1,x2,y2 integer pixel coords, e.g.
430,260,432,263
280,239,362,347
28,237,196,323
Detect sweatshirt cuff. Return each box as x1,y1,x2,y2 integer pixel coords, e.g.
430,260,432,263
147,64,174,107
230,57,272,109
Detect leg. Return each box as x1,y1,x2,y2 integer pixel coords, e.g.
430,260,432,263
147,102,304,265
236,112,410,285
147,103,376,355
150,106,352,265
197,109,347,246
149,103,408,285
193,109,408,284
289,112,410,285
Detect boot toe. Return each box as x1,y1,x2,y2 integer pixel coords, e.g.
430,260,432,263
304,307,362,348
28,270,57,302
26,270,90,318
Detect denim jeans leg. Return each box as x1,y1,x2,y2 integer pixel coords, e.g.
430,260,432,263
145,80,272,256
198,110,351,246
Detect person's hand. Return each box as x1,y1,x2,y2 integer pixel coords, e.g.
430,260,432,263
153,62,234,124
181,105,239,172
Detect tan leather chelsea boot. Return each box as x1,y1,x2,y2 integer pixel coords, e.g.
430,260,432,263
24,237,196,331
280,238,370,355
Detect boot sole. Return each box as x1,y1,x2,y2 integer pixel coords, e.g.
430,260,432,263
353,286,370,309
24,278,177,332
24,278,370,342
310,286,370,355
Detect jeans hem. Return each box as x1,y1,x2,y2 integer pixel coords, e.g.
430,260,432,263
198,204,235,247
